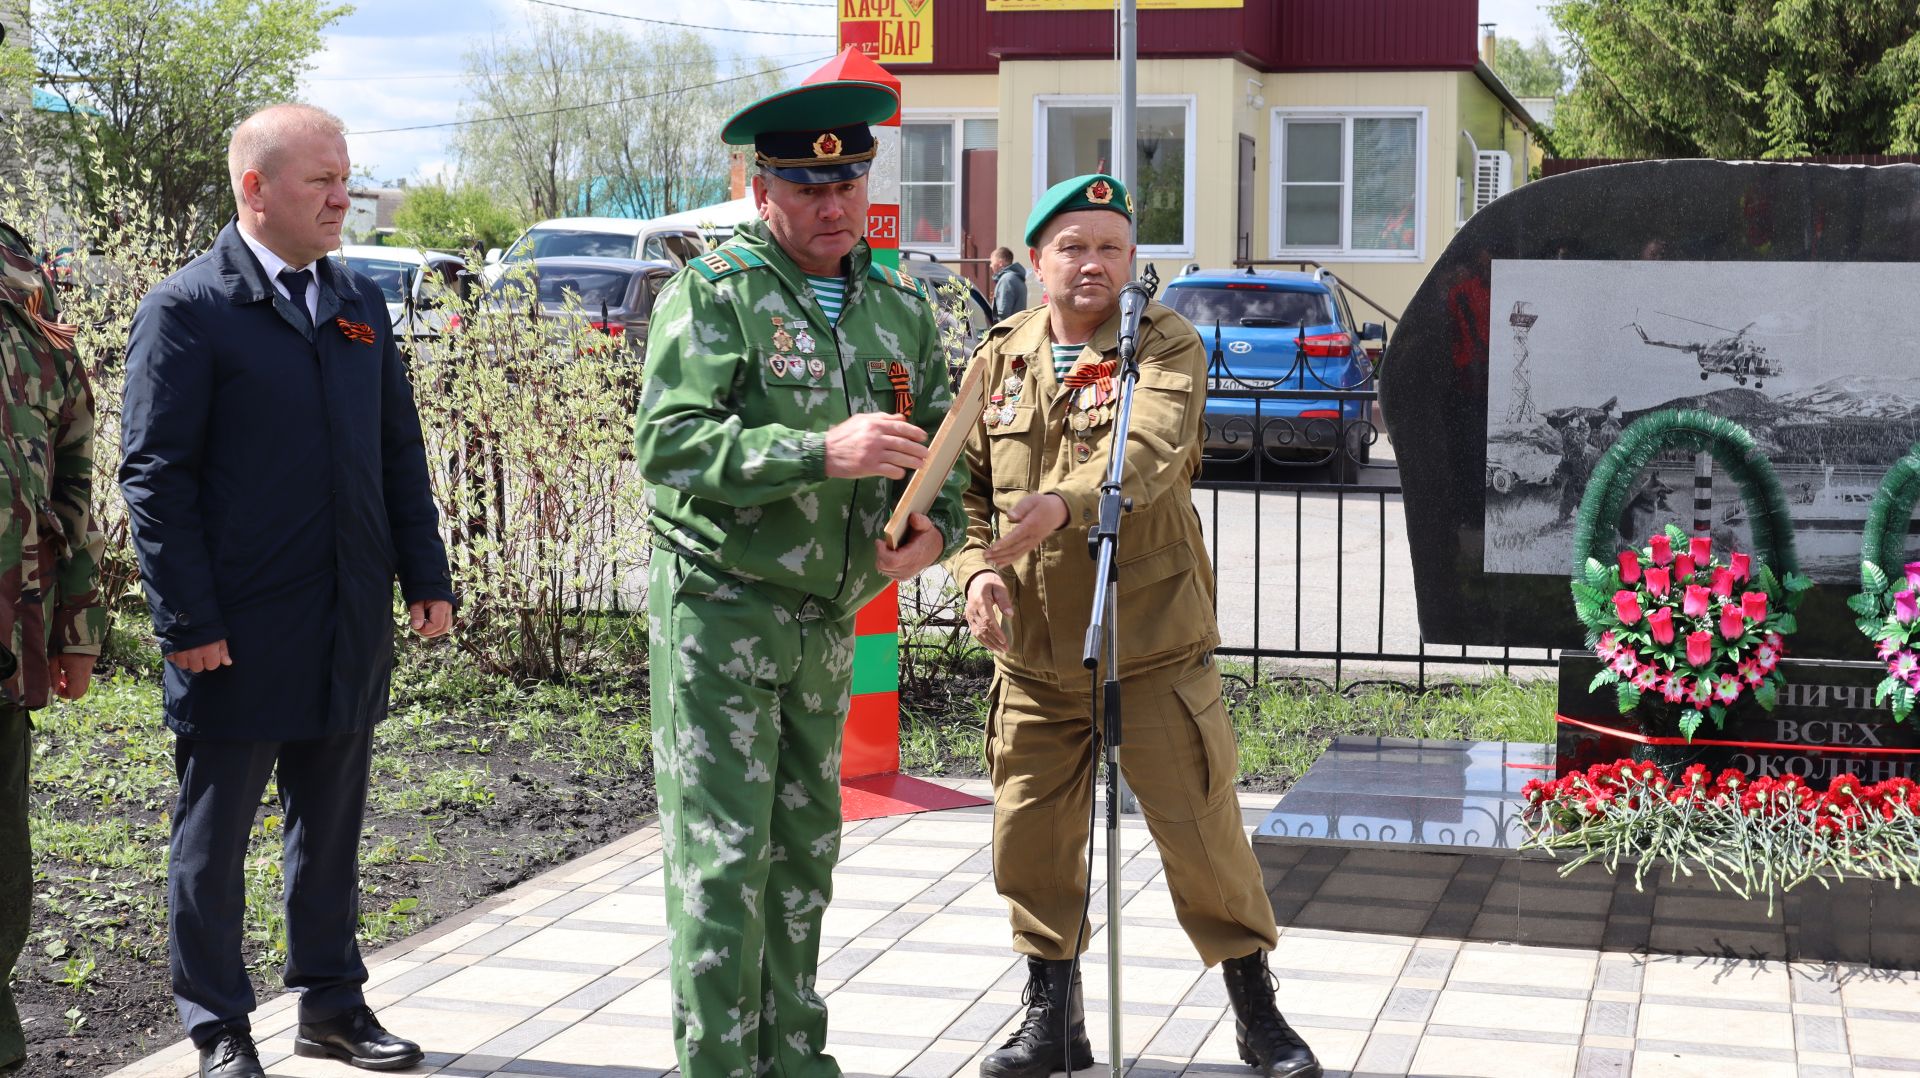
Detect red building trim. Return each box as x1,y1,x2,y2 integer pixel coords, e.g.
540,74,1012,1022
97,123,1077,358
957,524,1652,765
900,0,1480,75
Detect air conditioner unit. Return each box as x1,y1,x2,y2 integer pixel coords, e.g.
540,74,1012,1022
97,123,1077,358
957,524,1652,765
1474,150,1512,214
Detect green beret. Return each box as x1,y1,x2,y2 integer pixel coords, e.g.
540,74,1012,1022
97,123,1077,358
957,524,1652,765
1023,173,1134,247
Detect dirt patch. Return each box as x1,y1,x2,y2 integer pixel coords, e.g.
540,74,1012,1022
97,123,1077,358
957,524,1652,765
15,737,655,1075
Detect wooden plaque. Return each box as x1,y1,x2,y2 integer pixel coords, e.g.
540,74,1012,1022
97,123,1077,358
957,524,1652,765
884,361,986,546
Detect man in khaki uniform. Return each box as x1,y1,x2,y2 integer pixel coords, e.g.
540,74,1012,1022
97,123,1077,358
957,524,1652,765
947,174,1320,1078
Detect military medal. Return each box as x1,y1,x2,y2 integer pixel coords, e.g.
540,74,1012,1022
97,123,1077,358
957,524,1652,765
807,357,826,379
795,329,815,353
987,394,1004,427
995,403,1012,426
1072,411,1090,432
771,316,794,354
769,356,789,378
1074,442,1092,463
1004,375,1023,397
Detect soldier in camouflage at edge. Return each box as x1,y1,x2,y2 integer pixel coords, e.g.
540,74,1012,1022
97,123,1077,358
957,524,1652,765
633,75,966,1078
0,216,107,1071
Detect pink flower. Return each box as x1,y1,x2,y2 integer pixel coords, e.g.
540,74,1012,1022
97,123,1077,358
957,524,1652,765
1661,676,1689,704
1689,536,1712,564
1738,657,1764,685
1673,554,1696,581
1907,561,1920,589
1631,664,1662,691
1683,585,1710,617
1613,590,1644,625
1898,590,1919,625
1686,630,1712,667
1611,649,1639,676
1596,630,1620,659
1711,568,1734,598
1730,552,1751,582
1741,591,1768,621
1879,638,1902,661
1644,567,1671,597
1618,550,1642,584
1648,606,1675,645
1764,631,1784,651
1893,652,1920,682
1689,678,1713,707
1755,641,1780,673
1649,534,1673,565
1720,604,1745,640
1714,673,1742,704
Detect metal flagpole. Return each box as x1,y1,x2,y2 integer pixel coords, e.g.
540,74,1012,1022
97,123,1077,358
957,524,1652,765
1105,12,1136,1078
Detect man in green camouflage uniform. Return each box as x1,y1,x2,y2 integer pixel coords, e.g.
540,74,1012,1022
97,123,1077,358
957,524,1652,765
0,220,107,1071
634,77,966,1078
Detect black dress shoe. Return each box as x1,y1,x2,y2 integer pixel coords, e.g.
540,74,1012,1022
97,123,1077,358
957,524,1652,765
1220,951,1322,1078
293,1006,423,1071
198,1031,266,1078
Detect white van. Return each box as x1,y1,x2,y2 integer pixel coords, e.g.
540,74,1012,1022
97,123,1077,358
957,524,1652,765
484,217,707,282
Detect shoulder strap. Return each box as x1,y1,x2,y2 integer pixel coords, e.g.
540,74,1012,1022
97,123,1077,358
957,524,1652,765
868,263,929,302
690,245,769,283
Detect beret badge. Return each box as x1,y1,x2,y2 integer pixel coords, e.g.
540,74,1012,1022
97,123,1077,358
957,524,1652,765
812,132,844,159
1085,179,1114,205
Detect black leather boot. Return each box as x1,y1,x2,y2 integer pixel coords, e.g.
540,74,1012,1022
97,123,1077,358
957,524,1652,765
1220,951,1322,1078
979,956,1095,1078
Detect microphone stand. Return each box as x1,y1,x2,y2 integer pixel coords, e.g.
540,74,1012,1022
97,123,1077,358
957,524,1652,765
1081,282,1148,1078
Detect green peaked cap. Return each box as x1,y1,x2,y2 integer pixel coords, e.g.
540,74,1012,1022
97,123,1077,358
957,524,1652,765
1023,173,1134,247
721,79,898,146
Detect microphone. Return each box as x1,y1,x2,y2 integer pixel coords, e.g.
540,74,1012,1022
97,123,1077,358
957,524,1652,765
1116,281,1149,369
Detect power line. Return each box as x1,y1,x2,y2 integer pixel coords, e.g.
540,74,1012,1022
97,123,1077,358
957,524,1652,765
306,51,820,83
522,0,834,37
346,53,830,135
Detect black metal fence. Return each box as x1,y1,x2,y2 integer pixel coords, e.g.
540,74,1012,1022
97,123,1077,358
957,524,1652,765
1193,331,1558,692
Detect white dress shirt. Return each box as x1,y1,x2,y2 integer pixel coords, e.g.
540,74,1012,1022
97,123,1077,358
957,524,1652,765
238,226,320,323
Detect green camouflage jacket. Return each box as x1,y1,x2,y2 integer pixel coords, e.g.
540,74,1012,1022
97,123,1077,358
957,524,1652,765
0,227,105,709
635,219,967,621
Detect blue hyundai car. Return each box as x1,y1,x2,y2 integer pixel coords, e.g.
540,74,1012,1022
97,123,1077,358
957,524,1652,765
1161,268,1383,477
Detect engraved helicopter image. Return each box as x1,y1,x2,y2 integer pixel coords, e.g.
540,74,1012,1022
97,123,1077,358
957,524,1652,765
1627,311,1782,387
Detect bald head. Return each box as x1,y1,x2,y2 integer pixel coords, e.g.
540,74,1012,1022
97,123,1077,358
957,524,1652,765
229,103,351,267
228,103,346,203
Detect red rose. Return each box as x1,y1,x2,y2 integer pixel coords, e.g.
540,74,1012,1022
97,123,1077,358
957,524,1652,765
1618,550,1641,584
1649,534,1673,565
1683,584,1710,617
1613,590,1644,625
1719,604,1745,640
1673,554,1696,580
1730,552,1751,581
1711,568,1734,598
1741,591,1768,620
1689,536,1711,563
1686,630,1712,666
1644,567,1671,597
1648,606,1675,645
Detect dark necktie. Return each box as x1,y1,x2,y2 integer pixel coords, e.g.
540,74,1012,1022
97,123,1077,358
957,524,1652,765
277,267,312,333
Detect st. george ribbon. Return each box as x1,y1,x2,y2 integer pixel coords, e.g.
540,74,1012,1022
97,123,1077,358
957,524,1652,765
1081,276,1152,1078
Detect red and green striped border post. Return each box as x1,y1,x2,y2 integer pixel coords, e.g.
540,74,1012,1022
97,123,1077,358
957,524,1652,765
843,582,901,779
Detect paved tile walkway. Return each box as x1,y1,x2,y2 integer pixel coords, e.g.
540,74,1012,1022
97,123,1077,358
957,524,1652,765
109,778,1920,1078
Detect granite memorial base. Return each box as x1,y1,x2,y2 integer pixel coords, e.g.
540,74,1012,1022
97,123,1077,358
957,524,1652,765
1252,736,1920,968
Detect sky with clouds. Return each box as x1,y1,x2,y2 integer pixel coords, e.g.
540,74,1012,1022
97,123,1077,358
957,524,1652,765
305,0,1556,186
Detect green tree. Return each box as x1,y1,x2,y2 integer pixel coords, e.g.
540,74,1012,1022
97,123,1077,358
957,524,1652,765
1550,0,1920,158
1493,34,1569,98
33,0,351,240
392,184,526,252
452,15,777,221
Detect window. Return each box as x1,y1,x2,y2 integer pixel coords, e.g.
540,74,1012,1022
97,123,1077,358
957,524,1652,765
900,115,996,254
1272,110,1424,260
1036,97,1194,255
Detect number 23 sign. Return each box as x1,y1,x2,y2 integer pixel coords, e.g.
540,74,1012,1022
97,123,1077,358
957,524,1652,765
866,213,898,241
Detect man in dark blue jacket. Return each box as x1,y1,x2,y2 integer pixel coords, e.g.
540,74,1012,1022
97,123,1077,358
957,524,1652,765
120,103,453,1078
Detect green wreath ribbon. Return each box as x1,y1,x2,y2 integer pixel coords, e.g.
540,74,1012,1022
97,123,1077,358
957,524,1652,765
1848,442,1920,720
1572,408,1798,580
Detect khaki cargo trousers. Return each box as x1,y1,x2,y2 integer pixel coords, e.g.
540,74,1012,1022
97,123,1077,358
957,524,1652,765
987,649,1278,965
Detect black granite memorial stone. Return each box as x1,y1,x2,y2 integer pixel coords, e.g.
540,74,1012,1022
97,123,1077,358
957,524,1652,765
1379,160,1920,659
1556,653,1920,780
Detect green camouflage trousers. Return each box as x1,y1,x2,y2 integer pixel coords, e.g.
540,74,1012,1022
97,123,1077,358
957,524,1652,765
1,703,29,1070
649,551,855,1078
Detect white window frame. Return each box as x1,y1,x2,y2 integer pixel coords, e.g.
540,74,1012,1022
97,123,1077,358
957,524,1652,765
1270,106,1428,263
899,109,994,260
1033,94,1198,259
